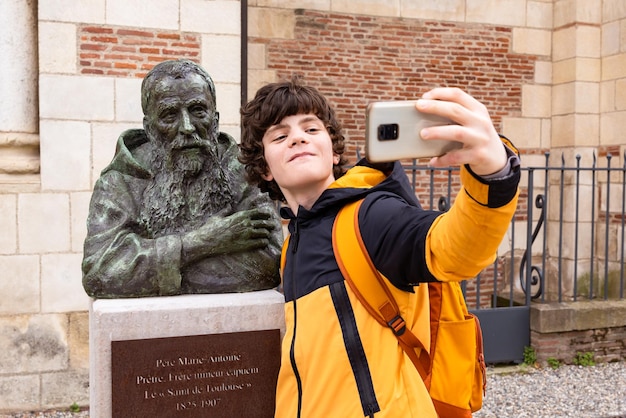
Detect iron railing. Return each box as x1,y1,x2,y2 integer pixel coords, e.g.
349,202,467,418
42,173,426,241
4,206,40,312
398,151,626,308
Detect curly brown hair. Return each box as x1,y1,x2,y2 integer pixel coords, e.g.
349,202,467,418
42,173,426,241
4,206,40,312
239,76,348,202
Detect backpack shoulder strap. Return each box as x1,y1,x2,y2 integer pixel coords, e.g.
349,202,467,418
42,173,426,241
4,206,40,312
332,199,431,380
280,235,290,281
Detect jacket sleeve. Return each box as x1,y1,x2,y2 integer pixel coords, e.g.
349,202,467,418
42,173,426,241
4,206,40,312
361,141,520,287
425,144,520,282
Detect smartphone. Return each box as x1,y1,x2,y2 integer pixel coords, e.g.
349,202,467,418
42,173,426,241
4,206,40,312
365,100,461,162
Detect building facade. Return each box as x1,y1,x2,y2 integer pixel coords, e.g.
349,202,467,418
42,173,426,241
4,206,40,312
1,0,625,412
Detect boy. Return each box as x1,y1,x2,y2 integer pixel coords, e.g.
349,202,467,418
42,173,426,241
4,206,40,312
239,78,520,417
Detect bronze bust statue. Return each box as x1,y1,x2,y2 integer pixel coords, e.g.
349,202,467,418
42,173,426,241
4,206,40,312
82,59,282,298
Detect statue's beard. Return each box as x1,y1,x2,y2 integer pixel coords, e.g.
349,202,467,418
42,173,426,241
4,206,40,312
139,135,234,238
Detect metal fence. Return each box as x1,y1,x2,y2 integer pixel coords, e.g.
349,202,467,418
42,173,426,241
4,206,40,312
401,151,626,307
400,151,625,363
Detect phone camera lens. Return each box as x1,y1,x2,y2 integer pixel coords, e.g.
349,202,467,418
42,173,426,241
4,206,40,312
377,123,399,141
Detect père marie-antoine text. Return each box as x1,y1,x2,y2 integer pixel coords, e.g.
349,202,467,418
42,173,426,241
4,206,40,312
156,354,242,368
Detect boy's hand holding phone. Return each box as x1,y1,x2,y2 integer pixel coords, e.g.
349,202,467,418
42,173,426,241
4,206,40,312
416,87,508,176
365,87,508,177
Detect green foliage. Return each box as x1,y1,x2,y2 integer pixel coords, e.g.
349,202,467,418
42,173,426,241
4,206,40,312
547,357,561,369
69,402,80,413
523,346,537,366
573,351,595,367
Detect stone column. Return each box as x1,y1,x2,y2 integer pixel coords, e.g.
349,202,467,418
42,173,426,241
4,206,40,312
547,1,603,300
0,0,39,188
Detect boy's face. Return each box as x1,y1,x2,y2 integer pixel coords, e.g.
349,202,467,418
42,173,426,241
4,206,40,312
261,113,339,203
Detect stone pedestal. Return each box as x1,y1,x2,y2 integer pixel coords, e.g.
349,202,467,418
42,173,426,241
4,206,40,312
89,290,285,418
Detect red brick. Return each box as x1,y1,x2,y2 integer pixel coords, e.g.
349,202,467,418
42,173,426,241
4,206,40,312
114,62,137,70
91,36,118,44
117,29,154,38
83,27,114,34
139,47,160,54
81,44,107,52
157,33,181,40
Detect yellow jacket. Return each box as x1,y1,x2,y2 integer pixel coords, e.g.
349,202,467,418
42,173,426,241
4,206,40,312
277,153,520,418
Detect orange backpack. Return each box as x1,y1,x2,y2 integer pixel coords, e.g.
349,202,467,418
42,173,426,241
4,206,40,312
331,199,486,418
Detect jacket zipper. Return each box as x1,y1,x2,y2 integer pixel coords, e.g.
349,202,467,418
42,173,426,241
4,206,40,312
288,220,303,418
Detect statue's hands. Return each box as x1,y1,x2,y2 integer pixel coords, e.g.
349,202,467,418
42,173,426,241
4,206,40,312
206,208,276,253
181,207,277,264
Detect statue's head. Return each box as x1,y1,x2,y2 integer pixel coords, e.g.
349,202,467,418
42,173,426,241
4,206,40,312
138,60,233,236
141,59,217,115
141,60,220,175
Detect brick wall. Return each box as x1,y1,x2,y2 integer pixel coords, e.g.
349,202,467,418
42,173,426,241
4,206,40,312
79,26,201,78
253,9,536,160
532,326,626,364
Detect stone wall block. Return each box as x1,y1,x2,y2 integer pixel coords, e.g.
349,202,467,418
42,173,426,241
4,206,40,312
39,75,115,121
600,80,626,113
41,370,89,409
541,118,552,149
247,69,277,100
0,255,40,315
466,0,526,26
603,0,626,22
105,0,178,30
615,79,626,110
332,0,399,17
552,82,576,116
527,1,553,29
68,312,90,370
39,22,77,74
248,43,267,70
0,375,40,412
602,53,626,80
502,117,542,149
255,0,329,9
181,0,240,34
114,78,144,123
575,82,600,113
552,114,600,147
513,28,552,56
534,60,552,84
575,26,602,58
18,193,71,254
555,0,601,28
0,194,17,254
202,34,241,84
522,84,552,118
214,82,243,129
91,122,141,187
546,220,594,263
401,0,465,22
40,120,91,191
38,0,105,23
553,26,577,61
553,58,601,84
248,7,295,39
602,20,620,56
0,314,69,374
547,183,596,223
601,110,626,146
41,253,91,313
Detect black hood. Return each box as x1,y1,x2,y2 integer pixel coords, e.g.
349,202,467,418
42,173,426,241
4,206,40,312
281,158,421,230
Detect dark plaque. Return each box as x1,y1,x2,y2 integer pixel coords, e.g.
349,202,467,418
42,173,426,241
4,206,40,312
111,329,281,417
